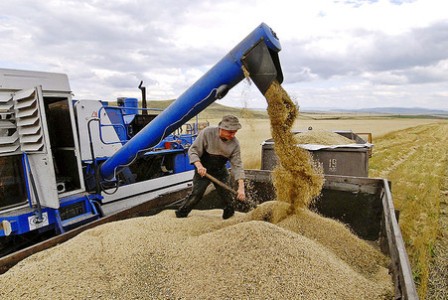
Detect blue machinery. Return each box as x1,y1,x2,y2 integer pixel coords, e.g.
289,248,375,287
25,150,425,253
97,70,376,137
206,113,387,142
0,23,283,253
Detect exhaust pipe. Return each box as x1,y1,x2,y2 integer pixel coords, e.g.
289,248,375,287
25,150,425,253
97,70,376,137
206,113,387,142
100,23,283,180
138,81,148,115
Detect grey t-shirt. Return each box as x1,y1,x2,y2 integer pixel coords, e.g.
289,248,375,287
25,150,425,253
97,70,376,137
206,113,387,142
188,126,245,181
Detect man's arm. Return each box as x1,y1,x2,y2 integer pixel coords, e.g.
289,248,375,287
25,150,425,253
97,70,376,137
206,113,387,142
188,129,208,176
194,161,207,177
229,145,244,178
237,179,245,201
229,141,245,201
188,133,205,164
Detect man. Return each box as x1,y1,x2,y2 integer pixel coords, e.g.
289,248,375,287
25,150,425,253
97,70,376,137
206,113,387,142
175,115,246,219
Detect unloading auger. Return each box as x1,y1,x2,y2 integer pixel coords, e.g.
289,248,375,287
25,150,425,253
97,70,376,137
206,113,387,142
100,22,284,180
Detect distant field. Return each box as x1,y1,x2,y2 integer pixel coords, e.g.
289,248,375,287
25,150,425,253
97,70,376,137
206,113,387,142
197,114,445,169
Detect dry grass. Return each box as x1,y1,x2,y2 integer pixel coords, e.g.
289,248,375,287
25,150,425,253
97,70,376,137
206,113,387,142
427,167,448,299
369,122,448,299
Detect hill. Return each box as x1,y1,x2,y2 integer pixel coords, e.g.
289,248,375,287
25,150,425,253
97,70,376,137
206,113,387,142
143,100,447,120
304,106,448,116
146,99,269,119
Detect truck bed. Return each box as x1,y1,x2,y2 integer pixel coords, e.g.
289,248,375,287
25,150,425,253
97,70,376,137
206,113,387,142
0,170,417,299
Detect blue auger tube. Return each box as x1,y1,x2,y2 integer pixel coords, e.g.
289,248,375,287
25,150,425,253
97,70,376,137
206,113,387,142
100,23,282,180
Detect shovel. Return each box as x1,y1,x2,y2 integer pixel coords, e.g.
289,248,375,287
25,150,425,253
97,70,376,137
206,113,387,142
204,173,238,195
204,173,257,211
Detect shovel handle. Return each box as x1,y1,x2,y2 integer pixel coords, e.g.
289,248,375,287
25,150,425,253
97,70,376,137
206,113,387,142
204,173,238,195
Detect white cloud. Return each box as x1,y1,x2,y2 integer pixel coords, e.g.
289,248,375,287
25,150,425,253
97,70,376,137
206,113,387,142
0,0,447,110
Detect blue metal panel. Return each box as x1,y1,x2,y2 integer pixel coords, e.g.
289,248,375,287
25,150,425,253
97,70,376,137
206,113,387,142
173,152,194,174
102,106,128,142
0,208,57,236
0,193,102,237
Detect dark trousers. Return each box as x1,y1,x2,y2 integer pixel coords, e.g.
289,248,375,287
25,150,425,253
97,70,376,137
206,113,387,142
176,167,233,217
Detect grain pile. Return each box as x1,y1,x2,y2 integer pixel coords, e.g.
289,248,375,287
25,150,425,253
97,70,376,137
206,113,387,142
295,129,355,145
247,201,389,278
0,209,393,299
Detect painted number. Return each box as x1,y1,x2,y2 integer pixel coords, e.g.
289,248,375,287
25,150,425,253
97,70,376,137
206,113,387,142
328,159,337,173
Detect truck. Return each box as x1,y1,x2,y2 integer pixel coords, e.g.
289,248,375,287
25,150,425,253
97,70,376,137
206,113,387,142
0,23,417,299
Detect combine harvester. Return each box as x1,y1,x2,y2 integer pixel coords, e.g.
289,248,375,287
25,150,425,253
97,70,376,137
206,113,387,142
0,23,417,299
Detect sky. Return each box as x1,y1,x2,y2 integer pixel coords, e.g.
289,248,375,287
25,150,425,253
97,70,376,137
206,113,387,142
1,0,447,110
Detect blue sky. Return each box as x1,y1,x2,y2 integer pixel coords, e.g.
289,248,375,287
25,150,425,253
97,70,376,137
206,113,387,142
1,0,447,110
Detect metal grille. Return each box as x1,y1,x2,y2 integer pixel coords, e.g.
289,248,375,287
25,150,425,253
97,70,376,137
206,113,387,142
14,89,45,153
0,94,20,154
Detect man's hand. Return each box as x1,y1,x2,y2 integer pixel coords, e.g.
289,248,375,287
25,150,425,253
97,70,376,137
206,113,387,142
194,161,207,177
237,179,246,201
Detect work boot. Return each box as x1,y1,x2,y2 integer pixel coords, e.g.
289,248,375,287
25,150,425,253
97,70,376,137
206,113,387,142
222,206,235,220
175,209,189,218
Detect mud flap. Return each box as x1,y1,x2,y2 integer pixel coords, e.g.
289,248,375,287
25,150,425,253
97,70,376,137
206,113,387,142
242,41,284,94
